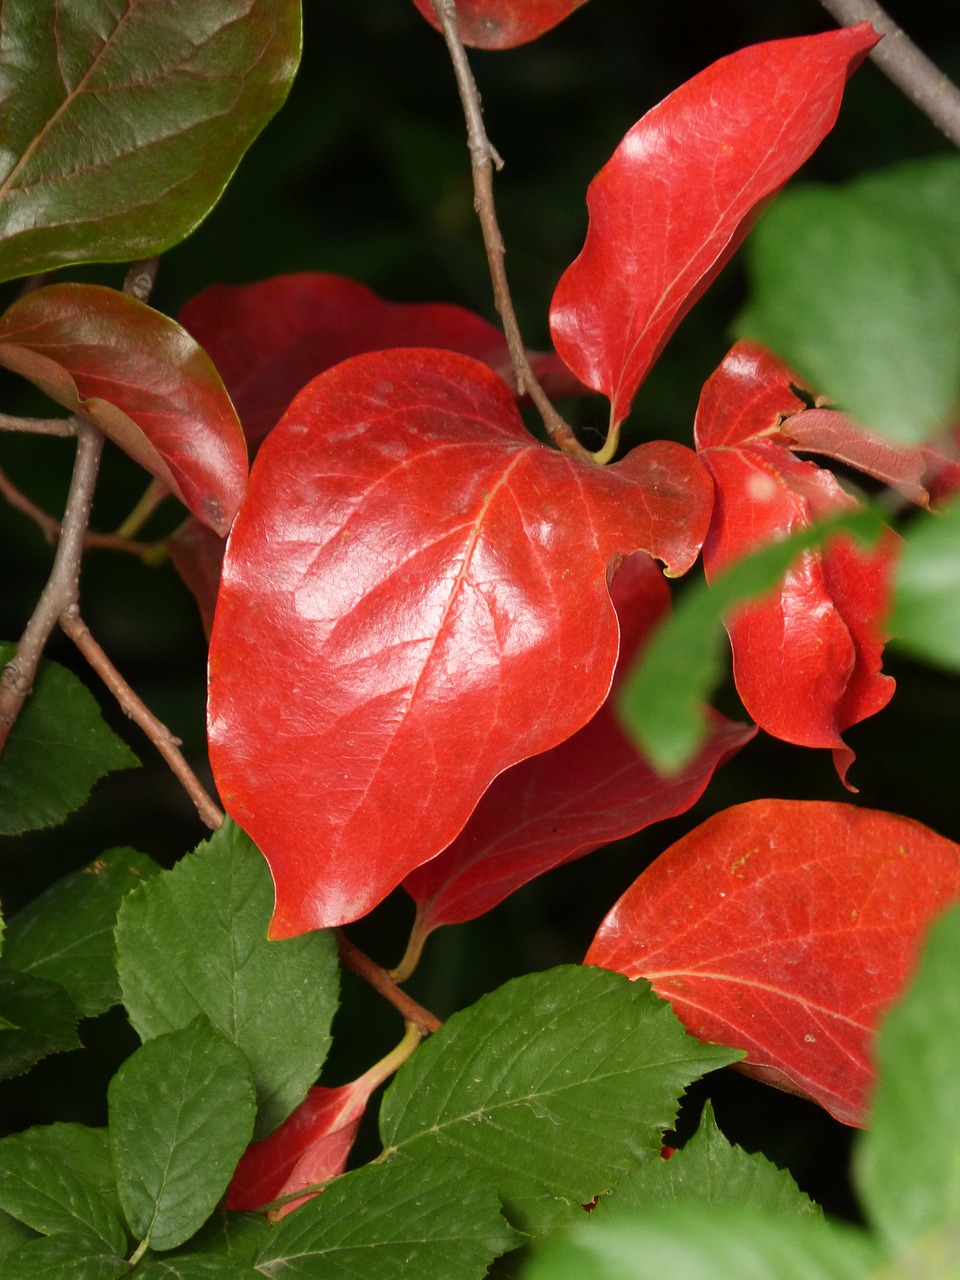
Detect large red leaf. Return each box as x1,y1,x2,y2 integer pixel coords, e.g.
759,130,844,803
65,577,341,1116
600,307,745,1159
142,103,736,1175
585,799,960,1126
549,24,878,430
694,341,900,785
0,283,246,534
409,0,589,50
208,348,713,934
402,552,755,941
179,273,585,450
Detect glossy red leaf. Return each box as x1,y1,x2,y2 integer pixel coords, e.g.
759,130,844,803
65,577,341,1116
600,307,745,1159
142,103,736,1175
402,553,755,941
409,0,588,50
179,273,586,450
550,24,878,429
0,283,246,534
226,1080,370,1218
694,342,899,785
208,348,712,934
585,799,960,1126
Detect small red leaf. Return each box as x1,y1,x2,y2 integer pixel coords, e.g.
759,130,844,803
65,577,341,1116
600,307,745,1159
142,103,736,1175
403,553,755,937
165,516,226,638
0,283,246,534
208,348,713,933
783,408,928,506
179,273,585,450
409,0,589,49
585,799,960,1126
550,24,878,428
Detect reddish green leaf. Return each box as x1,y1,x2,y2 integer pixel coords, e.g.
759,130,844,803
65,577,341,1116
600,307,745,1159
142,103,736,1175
549,24,878,429
694,342,898,786
0,0,301,282
0,284,246,535
208,348,712,933
409,0,589,50
403,553,755,941
585,799,960,1126
179,273,586,450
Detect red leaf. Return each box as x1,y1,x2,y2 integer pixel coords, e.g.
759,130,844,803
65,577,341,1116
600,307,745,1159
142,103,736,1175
208,348,713,934
226,1080,370,1218
549,24,878,429
694,342,898,785
403,553,755,938
179,273,585,450
783,408,928,506
165,516,225,638
409,0,589,49
585,799,960,1126
0,283,246,534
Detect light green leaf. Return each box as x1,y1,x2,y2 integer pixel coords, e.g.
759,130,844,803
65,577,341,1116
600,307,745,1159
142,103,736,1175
0,0,302,282
0,1124,125,1252
3,1232,128,1280
0,645,138,836
889,496,960,673
4,849,160,1017
255,1155,520,1279
116,820,338,1139
600,1101,819,1219
0,968,79,1079
380,966,739,1234
109,1017,256,1253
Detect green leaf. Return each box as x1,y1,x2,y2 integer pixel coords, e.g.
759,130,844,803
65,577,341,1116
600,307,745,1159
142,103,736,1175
0,968,79,1079
135,1256,262,1279
854,902,960,1256
173,1209,270,1262
616,510,883,774
0,0,302,282
255,1155,520,1279
0,645,138,835
0,1124,125,1251
3,850,160,1017
3,1232,128,1280
0,1208,37,1260
108,1017,256,1253
521,1206,882,1280
889,496,960,673
379,966,740,1234
737,157,960,444
599,1101,819,1219
116,820,338,1139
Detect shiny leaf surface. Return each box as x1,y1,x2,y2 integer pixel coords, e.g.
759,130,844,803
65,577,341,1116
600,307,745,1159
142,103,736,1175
409,0,589,50
208,348,712,933
585,799,960,1126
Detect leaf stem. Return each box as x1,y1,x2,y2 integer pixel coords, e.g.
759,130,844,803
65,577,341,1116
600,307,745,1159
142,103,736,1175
819,0,960,149
114,477,168,540
0,412,77,436
337,932,442,1036
390,909,432,984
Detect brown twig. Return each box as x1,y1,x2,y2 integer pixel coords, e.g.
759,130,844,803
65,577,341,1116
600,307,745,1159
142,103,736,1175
819,0,960,150
59,612,224,830
337,932,442,1036
0,413,77,436
427,0,594,463
123,256,161,304
0,464,151,553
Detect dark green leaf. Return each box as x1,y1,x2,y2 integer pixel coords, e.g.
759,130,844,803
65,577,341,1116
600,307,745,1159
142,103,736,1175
889,496,960,672
599,1102,819,1219
136,1256,262,1280
0,1208,37,1260
0,1124,125,1251
255,1155,520,1279
173,1209,270,1262
116,820,338,1139
3,1232,127,1280
0,645,138,836
380,967,739,1234
0,968,79,1079
4,850,160,1018
0,0,302,281
109,1017,256,1252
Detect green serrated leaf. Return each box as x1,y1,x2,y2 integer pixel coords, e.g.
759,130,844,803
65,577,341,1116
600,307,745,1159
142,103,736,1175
0,0,302,282
3,1231,128,1280
521,1205,882,1280
109,1017,256,1253
600,1101,819,1219
380,966,739,1234
0,1123,125,1252
255,1155,520,1279
890,496,960,673
0,645,138,836
0,968,80,1079
135,1255,262,1279
4,849,160,1018
854,902,960,1257
115,819,338,1139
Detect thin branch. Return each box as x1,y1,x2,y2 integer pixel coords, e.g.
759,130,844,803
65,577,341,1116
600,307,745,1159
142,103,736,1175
819,0,960,150
0,464,151,553
60,611,224,831
428,0,594,463
337,932,442,1036
0,413,77,436
123,256,161,304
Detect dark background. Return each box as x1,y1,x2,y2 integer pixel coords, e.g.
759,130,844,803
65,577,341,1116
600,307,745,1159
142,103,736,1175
2,0,959,1223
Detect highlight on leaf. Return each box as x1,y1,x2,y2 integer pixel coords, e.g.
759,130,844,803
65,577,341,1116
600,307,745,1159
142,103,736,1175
409,0,590,50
